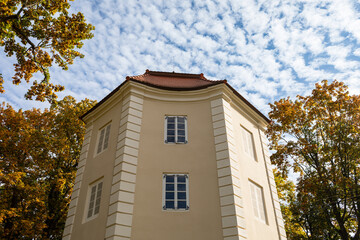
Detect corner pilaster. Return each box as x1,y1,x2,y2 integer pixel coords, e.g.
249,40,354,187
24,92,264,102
259,130,287,240
211,98,247,240
62,124,93,240
104,94,143,240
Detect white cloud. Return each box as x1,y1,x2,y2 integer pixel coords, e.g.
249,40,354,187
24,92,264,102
353,49,360,56
1,0,360,115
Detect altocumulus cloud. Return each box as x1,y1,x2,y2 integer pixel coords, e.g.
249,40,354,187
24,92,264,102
1,0,360,114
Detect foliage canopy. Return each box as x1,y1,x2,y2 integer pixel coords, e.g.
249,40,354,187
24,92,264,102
267,80,360,240
0,0,94,102
0,96,96,239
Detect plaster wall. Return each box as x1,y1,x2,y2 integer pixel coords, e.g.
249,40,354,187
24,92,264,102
69,98,124,240
131,96,223,240
63,82,286,240
229,104,280,239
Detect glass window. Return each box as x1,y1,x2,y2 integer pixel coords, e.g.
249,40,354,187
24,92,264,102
165,116,187,144
241,126,256,161
97,123,111,154
249,180,267,223
87,180,103,219
163,174,189,210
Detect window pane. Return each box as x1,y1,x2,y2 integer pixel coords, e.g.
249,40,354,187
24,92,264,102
256,187,266,221
177,117,185,123
177,184,186,191
167,117,175,123
165,116,187,144
166,201,175,209
167,136,175,143
90,186,96,202
94,205,100,215
163,174,188,211
94,183,102,215
103,124,111,150
242,127,255,160
97,129,105,154
177,201,187,209
177,136,185,143
167,123,175,129
250,183,259,218
166,184,174,191
97,182,103,193
178,192,186,199
166,192,175,200
177,176,186,182
250,181,264,220
248,133,255,159
167,130,175,136
87,206,94,218
177,130,185,136
166,175,174,182
87,186,97,218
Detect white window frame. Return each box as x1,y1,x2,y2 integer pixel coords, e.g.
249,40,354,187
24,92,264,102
162,174,189,210
249,180,267,224
164,116,188,144
96,122,111,154
85,179,103,221
241,126,257,161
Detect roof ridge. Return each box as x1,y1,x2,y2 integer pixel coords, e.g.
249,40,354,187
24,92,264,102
144,69,226,82
126,70,227,87
81,70,268,123
145,69,203,79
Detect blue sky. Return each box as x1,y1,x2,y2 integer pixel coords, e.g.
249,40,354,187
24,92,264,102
1,0,360,115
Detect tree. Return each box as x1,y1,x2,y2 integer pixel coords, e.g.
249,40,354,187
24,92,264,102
0,96,96,239
273,168,307,239
0,0,94,102
267,80,360,240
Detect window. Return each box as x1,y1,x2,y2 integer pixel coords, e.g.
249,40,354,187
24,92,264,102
241,126,256,160
162,174,189,210
97,123,111,154
249,181,267,223
165,116,187,143
87,180,103,219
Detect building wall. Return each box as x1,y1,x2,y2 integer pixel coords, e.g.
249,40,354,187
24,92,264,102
66,97,125,240
131,96,223,240
230,101,282,239
63,82,286,240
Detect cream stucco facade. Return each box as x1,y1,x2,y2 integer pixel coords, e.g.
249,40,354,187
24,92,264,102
62,73,287,240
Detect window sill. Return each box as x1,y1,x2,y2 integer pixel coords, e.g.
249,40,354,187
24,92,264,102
83,214,99,223
162,209,190,212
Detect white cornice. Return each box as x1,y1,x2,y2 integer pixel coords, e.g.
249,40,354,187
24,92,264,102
221,86,269,130
82,82,132,123
129,81,225,102
83,81,269,130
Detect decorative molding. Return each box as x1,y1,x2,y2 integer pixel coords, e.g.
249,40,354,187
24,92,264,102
83,81,225,124
211,98,248,240
62,124,93,240
258,130,287,240
104,94,144,240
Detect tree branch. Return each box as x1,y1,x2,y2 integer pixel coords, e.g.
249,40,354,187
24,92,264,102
0,15,19,21
12,24,35,49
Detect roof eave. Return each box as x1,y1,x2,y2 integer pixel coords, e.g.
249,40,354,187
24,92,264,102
80,79,129,121
128,78,226,91
80,78,270,125
224,83,270,124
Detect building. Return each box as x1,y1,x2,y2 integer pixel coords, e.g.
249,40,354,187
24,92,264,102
62,70,287,240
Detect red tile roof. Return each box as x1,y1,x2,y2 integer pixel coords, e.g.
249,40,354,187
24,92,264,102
81,70,269,123
126,70,226,90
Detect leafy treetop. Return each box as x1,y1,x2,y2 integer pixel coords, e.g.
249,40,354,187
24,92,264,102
267,80,360,240
0,0,94,102
0,96,96,239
